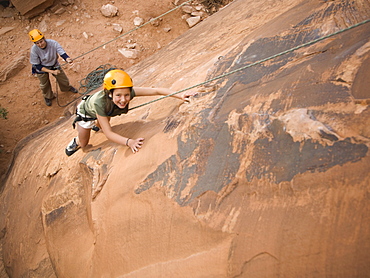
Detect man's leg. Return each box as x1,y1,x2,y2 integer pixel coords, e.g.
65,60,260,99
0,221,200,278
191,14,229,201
37,73,54,99
55,68,76,92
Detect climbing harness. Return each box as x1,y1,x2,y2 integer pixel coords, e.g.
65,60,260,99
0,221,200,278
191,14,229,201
72,114,97,129
71,94,97,129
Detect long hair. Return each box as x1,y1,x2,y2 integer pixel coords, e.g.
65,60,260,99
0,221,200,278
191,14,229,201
104,88,115,115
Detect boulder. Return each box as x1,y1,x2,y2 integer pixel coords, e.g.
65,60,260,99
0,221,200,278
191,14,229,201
133,16,144,26
0,51,27,82
182,5,194,14
186,16,201,27
118,48,139,59
100,4,118,17
0,27,14,36
11,0,54,18
112,24,123,33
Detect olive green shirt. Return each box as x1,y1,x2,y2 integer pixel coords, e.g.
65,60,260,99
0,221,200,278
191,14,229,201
78,89,135,118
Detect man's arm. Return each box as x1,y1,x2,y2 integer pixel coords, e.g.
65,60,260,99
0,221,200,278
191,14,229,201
60,53,73,64
33,64,60,75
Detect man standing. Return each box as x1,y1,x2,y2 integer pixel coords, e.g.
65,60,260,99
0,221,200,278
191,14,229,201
29,29,78,106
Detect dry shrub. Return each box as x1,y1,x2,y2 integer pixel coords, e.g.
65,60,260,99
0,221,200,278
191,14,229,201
201,0,233,14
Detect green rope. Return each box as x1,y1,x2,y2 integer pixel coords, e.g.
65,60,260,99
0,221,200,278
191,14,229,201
77,64,119,95
129,18,370,111
56,64,118,107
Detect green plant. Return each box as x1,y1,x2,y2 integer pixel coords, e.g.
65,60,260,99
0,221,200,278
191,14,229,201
0,105,8,119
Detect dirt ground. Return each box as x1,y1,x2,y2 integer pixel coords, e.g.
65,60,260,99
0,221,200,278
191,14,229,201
0,0,204,180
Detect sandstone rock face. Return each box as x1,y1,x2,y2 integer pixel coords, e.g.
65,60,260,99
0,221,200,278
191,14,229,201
1,0,370,277
0,51,27,82
11,0,54,18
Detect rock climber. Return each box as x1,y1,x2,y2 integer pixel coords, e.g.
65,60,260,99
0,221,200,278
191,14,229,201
29,29,78,106
65,69,197,156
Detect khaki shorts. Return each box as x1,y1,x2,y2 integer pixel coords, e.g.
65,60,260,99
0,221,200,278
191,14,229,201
76,103,96,129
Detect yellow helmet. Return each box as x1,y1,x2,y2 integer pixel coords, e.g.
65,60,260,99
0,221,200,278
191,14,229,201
103,69,133,91
29,29,44,42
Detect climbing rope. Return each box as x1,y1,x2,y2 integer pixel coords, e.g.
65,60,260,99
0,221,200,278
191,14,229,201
55,64,118,107
128,18,370,111
54,0,193,107
56,13,369,109
61,0,193,66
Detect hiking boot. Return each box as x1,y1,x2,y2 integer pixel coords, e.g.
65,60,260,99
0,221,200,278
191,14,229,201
65,137,80,156
69,86,78,93
44,98,52,106
92,125,100,132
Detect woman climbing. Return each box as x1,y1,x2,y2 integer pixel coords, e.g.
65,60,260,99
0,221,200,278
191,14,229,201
65,69,197,156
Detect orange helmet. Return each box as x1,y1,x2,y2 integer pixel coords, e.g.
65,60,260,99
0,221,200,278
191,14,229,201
103,70,133,90
29,29,44,42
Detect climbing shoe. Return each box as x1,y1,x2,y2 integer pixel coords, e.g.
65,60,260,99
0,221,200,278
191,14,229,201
69,86,78,93
92,125,100,132
65,137,80,156
44,98,52,106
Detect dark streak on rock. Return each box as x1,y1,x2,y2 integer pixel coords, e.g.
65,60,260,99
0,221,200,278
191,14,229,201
247,120,368,183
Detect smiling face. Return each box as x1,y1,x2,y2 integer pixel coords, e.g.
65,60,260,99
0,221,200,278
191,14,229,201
112,88,131,109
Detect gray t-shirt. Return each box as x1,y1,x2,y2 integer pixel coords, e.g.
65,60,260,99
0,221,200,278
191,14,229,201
30,39,66,67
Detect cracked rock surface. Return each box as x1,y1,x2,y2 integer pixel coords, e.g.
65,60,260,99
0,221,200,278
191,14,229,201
0,0,370,277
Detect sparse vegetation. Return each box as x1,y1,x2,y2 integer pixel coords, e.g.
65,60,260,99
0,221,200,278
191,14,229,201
201,0,233,14
0,106,8,119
